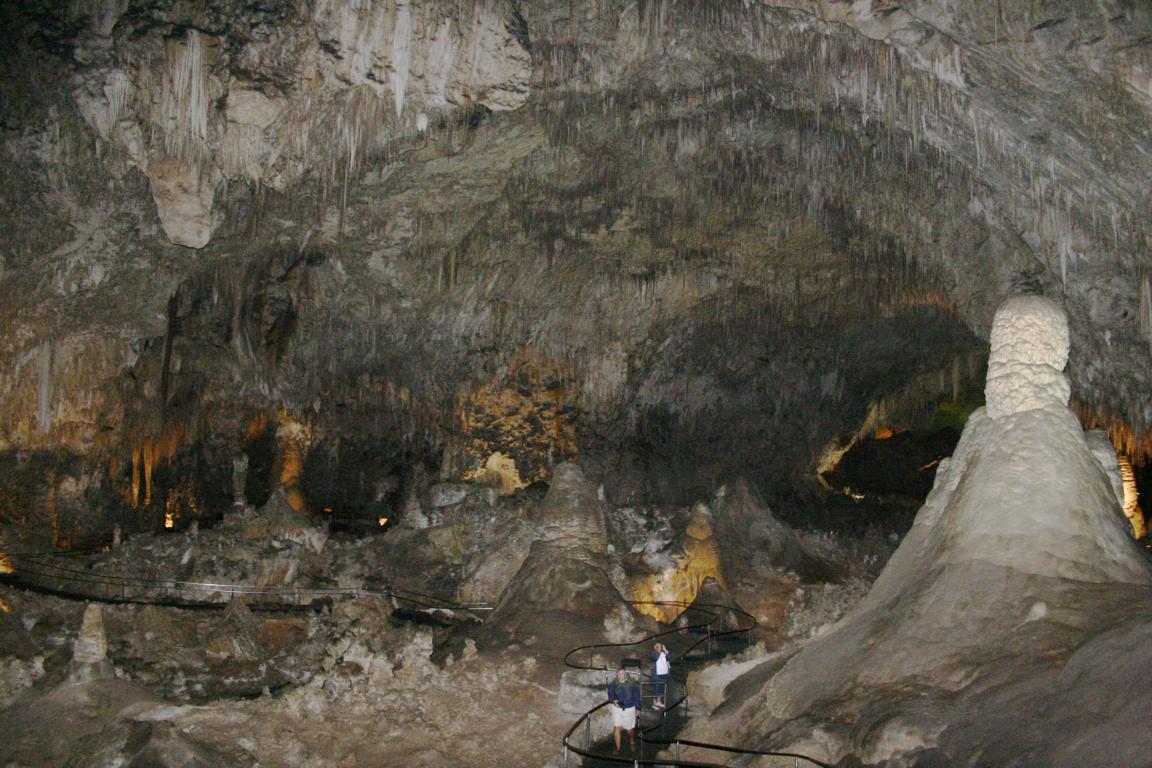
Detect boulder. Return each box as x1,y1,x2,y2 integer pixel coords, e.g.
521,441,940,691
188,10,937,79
123,722,247,768
557,667,613,714
428,483,469,508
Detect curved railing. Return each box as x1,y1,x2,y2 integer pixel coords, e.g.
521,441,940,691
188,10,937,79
0,550,486,614
560,599,829,767
563,600,736,670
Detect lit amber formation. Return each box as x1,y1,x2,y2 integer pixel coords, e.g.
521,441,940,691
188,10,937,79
455,349,577,490
631,504,725,623
464,451,526,494
1073,402,1148,539
273,412,313,512
129,420,188,508
1119,455,1146,540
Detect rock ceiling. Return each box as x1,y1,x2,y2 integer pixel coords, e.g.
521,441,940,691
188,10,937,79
0,1,1148,526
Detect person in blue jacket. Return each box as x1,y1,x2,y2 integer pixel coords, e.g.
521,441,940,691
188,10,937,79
649,641,670,709
607,667,639,753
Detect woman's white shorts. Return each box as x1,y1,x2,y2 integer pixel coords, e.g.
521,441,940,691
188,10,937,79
610,704,637,729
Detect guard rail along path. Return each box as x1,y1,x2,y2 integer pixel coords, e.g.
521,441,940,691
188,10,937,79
0,549,489,616
561,599,829,768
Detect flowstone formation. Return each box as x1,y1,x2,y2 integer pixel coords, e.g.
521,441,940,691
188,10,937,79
686,296,1152,767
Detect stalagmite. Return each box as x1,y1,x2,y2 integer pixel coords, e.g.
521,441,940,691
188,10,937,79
36,341,51,435
69,604,113,683
685,296,1152,765
483,463,648,651
232,454,249,507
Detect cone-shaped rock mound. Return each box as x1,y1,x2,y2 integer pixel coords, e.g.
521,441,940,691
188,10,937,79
712,479,841,583
685,296,1152,767
481,463,651,654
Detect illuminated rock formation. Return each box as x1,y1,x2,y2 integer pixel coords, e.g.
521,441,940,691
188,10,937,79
631,503,724,622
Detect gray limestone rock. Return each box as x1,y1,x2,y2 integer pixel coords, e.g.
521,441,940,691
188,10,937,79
557,667,614,715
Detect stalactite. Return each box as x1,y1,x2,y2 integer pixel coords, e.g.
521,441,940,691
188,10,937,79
159,291,179,427
36,341,52,435
142,440,154,507
129,447,140,507
161,29,209,163
390,0,413,118
1074,403,1152,468
1140,272,1152,354
1118,454,1145,539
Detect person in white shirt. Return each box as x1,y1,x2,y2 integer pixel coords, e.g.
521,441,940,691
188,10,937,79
649,642,670,709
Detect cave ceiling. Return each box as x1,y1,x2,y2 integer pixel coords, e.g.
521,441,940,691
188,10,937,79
0,0,1148,520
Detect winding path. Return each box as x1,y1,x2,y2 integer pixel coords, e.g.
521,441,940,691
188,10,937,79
560,600,829,767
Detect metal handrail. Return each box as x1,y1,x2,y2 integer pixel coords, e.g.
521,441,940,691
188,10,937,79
564,599,757,671
640,737,832,767
560,599,828,767
563,601,721,670
1,551,485,614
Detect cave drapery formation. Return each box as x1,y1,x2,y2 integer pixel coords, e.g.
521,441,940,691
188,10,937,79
0,2,1149,546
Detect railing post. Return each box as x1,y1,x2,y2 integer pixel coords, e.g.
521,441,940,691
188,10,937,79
562,745,568,768
584,716,591,750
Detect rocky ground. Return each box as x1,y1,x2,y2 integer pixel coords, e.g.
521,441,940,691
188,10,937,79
0,461,870,767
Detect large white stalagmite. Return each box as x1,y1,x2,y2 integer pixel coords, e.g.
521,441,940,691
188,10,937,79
688,295,1152,765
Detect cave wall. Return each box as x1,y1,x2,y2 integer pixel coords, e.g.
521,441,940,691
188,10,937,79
0,0,1148,539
